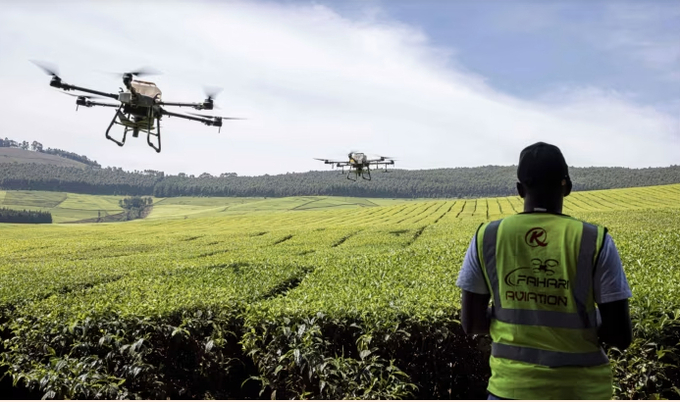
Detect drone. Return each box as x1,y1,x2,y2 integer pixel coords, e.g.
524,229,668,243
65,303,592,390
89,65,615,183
315,152,395,181
32,61,243,153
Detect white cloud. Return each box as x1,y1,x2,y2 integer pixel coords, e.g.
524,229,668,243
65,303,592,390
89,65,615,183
0,0,677,176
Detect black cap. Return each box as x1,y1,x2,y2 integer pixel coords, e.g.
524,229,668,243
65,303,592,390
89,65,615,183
517,142,569,187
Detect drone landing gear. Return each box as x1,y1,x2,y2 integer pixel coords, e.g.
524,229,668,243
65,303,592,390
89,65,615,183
145,115,161,153
105,106,162,153
346,167,371,181
105,105,127,147
362,167,371,181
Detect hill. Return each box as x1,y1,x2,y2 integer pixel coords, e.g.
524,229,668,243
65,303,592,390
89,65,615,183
1,137,679,199
1,162,680,199
0,147,87,168
3,183,678,224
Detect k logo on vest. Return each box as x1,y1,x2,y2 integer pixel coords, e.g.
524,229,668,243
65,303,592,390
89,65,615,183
525,227,547,247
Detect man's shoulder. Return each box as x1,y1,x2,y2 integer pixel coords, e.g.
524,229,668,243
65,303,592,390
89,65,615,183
560,214,607,229
512,212,607,227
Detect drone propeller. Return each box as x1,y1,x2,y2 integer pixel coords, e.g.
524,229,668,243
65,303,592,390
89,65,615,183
126,67,161,77
201,86,223,109
31,60,61,78
103,66,162,78
55,91,107,100
204,86,223,100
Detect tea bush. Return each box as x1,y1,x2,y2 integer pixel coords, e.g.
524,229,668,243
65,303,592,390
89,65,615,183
0,185,679,399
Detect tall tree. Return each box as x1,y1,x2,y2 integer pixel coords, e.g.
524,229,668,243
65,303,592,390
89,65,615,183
31,141,44,152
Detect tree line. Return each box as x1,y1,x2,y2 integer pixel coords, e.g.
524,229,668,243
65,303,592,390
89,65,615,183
1,162,679,199
1,138,101,168
0,208,52,224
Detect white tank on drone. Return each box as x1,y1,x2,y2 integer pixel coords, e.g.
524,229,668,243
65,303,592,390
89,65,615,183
130,80,162,100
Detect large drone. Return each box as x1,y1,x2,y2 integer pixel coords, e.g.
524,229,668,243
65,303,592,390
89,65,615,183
315,152,395,181
32,61,242,153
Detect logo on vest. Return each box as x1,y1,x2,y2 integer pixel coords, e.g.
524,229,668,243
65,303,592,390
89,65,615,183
504,259,569,289
504,258,569,307
525,227,547,247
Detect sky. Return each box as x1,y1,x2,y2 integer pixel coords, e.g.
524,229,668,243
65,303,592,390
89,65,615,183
0,0,678,176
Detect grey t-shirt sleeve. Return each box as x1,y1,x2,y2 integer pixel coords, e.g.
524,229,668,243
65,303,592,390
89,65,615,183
593,233,633,304
456,235,490,295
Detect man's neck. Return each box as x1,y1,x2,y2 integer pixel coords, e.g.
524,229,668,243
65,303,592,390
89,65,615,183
523,194,563,214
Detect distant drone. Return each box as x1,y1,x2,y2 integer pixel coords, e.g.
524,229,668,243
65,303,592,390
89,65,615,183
315,152,395,181
32,60,243,153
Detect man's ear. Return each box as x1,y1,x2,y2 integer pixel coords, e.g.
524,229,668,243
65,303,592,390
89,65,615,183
517,182,525,198
562,177,572,197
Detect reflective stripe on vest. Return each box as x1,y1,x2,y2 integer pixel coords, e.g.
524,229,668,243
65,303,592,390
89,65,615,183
481,217,609,367
492,343,608,368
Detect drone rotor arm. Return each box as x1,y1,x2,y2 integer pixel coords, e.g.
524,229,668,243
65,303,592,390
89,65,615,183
87,101,121,108
368,160,396,169
185,112,244,120
158,101,207,110
160,108,218,125
315,158,347,165
32,60,120,99
368,156,396,163
54,82,120,100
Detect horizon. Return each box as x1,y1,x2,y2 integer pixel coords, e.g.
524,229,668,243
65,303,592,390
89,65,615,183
2,142,677,177
1,0,678,176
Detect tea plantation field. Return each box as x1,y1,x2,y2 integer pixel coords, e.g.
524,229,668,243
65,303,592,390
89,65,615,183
0,184,679,399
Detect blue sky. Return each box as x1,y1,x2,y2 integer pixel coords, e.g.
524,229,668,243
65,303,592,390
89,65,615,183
0,0,678,175
329,0,680,105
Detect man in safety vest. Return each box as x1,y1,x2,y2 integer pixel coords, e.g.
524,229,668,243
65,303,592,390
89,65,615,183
456,142,633,400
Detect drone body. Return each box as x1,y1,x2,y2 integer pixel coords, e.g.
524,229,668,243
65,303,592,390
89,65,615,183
36,61,241,153
315,152,395,181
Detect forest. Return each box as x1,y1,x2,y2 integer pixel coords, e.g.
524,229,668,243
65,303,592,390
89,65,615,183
2,137,679,199
1,162,679,199
0,208,52,224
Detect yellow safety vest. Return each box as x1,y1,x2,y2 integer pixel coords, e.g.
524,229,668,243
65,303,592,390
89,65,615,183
476,213,612,400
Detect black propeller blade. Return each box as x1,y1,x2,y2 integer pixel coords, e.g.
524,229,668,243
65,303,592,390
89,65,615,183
126,67,161,77
55,91,107,100
203,86,223,100
103,66,162,78
31,60,60,78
